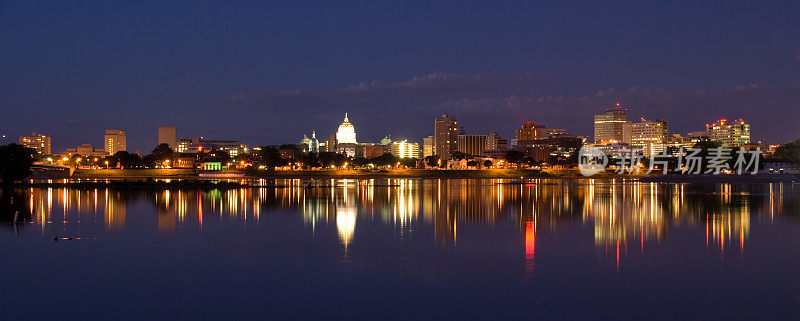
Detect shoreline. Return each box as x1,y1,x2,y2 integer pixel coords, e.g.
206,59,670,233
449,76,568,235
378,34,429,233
22,168,799,186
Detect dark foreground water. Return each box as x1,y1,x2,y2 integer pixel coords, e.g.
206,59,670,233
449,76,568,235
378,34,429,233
1,179,800,320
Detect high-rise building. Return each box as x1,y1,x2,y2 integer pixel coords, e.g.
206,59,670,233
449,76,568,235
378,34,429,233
516,122,545,141
706,119,750,147
626,119,668,157
158,126,177,149
457,134,487,156
486,132,508,150
104,129,127,155
389,140,420,159
434,114,458,160
336,113,357,144
594,103,628,143
326,134,338,152
423,136,434,157
19,132,51,155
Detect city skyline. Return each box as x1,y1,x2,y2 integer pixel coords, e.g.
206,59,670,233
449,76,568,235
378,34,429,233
2,1,799,152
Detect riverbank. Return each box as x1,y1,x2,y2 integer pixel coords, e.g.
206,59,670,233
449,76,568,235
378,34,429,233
66,168,647,180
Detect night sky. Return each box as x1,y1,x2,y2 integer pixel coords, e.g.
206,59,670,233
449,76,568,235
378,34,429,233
2,0,799,153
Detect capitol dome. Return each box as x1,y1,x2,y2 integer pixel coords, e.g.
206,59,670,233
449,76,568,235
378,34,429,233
336,113,357,144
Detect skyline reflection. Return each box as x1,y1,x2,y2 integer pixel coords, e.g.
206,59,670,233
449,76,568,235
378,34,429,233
3,179,797,267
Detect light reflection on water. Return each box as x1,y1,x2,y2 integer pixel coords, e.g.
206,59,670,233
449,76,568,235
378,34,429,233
3,178,800,319
9,179,798,262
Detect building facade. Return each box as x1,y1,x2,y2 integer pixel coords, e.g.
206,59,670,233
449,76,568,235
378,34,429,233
594,104,628,143
422,136,434,158
63,144,106,157
158,126,177,149
19,132,51,155
336,113,357,145
706,119,750,147
626,119,668,157
389,140,420,159
104,129,127,155
434,114,458,160
516,122,545,141
457,134,487,156
486,132,508,150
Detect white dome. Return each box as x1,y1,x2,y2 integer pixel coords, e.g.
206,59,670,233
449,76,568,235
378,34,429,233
336,113,357,144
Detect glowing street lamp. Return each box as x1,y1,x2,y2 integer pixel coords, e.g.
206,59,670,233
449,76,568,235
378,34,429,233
104,160,109,169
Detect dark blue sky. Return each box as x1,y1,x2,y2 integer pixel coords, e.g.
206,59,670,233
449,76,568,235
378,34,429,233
2,0,799,153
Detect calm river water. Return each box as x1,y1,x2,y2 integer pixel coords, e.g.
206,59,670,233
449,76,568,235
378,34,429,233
1,179,799,320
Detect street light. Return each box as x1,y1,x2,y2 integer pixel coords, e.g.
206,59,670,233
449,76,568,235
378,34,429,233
104,160,109,169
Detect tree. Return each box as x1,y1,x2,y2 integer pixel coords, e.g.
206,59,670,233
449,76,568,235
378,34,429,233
466,160,478,167
256,146,285,170
483,160,493,168
372,153,398,166
145,143,175,167
399,157,417,168
0,144,35,183
424,155,441,168
773,139,800,163
506,151,525,164
451,151,467,160
114,151,144,168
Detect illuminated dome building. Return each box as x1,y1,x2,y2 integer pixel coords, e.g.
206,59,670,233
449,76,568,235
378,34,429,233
299,131,320,153
336,113,357,144
380,135,392,145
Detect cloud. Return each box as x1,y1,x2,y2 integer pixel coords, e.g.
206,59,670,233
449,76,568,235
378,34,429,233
343,73,533,93
222,73,799,144
434,85,800,142
224,72,534,109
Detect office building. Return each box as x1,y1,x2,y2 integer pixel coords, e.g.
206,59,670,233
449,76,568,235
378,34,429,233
364,144,387,159
389,140,420,159
326,134,337,153
516,122,545,141
104,129,127,155
19,132,51,155
626,119,668,157
434,114,458,160
706,119,750,147
423,136,434,158
594,103,628,143
457,134,487,156
486,132,508,150
63,144,106,157
158,126,177,149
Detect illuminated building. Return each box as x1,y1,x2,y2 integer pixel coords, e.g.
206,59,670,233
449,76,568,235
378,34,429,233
486,132,508,150
594,103,628,143
706,119,750,147
389,140,420,159
422,136,434,157
176,137,246,157
380,135,392,145
543,128,568,138
434,114,458,160
19,132,51,155
158,126,177,149
63,144,106,157
624,119,668,157
516,122,545,141
325,133,337,152
300,131,320,153
336,113,357,144
456,134,487,156
104,129,127,155
364,144,386,159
